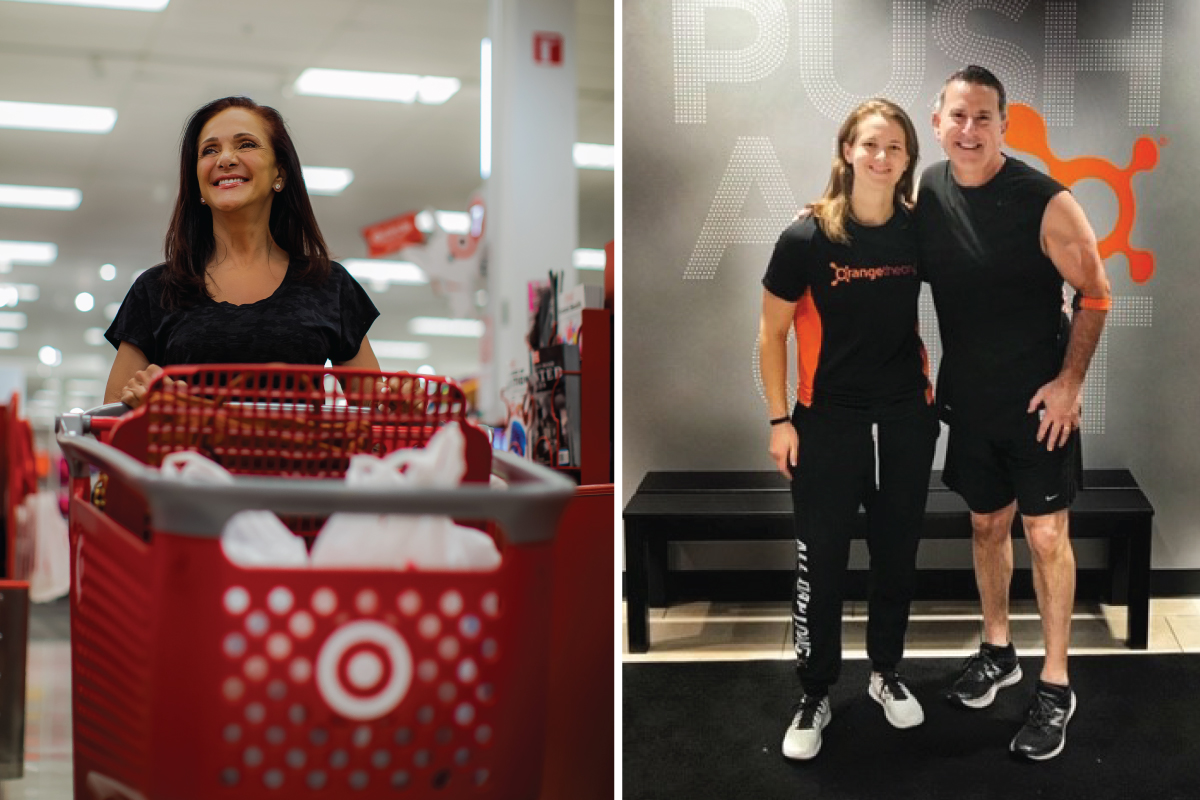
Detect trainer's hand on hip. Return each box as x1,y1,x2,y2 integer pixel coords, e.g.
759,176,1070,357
119,364,183,409
1028,375,1083,451
769,422,799,479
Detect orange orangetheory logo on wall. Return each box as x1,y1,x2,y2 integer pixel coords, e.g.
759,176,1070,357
1005,103,1160,284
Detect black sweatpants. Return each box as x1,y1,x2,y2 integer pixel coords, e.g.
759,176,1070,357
789,401,939,696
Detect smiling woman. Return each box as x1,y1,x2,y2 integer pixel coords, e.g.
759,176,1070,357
101,96,384,407
758,98,939,762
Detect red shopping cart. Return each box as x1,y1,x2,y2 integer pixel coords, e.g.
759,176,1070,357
4,392,38,581
55,365,575,800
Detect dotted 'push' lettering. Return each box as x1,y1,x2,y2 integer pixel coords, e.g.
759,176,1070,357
684,137,798,280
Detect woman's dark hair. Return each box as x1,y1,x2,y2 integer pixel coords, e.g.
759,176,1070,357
162,96,331,308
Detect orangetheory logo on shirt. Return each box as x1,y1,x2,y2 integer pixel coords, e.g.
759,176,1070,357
1005,103,1160,284
829,262,917,287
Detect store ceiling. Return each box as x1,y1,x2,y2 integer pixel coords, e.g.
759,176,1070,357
0,0,613,420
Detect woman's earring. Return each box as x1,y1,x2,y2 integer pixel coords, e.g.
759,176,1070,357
274,182,282,191
200,197,206,204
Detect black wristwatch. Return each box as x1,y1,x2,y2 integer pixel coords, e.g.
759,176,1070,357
769,416,791,426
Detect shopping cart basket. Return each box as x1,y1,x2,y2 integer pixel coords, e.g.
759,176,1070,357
4,392,38,581
56,365,575,800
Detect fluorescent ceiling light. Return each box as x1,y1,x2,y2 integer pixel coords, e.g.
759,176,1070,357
408,317,484,338
415,77,461,105
370,340,431,360
294,69,461,105
301,166,354,196
481,38,492,179
75,292,95,312
573,248,606,270
0,100,117,134
417,365,437,376
0,184,81,210
435,211,471,234
413,210,471,235
0,283,38,306
39,346,62,367
0,0,168,9
0,241,56,272
0,333,16,350
341,259,428,286
573,142,615,170
99,263,116,281
0,312,27,330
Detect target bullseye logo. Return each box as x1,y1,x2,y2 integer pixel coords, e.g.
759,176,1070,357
317,621,413,720
340,642,392,696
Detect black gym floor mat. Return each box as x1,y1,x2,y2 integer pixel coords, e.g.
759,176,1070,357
624,655,1200,800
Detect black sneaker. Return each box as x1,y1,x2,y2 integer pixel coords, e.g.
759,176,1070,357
947,643,1023,708
1010,681,1076,761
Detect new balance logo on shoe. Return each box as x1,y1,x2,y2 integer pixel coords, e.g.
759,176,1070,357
948,645,1023,709
1010,684,1076,761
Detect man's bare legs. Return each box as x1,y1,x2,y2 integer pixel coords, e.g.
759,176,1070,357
970,503,1017,647
1022,509,1074,685
970,503,1074,684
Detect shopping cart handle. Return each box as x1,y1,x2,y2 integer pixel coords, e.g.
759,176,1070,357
56,403,132,437
55,433,576,544
86,402,132,417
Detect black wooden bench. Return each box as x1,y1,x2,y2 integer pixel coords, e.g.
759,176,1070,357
623,469,1154,653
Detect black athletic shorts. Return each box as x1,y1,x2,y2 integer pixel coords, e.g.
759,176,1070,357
942,411,1082,516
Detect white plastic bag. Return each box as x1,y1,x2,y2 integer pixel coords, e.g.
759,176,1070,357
29,490,70,603
310,423,501,571
160,451,309,568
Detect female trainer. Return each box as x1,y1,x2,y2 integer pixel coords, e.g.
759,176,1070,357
758,97,939,761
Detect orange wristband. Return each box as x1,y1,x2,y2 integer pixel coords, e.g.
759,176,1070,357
1079,296,1112,311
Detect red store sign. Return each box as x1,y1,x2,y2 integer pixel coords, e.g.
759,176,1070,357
533,31,563,66
361,211,425,258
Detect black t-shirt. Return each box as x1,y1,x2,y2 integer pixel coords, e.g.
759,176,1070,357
762,207,931,419
915,157,1069,430
104,260,379,366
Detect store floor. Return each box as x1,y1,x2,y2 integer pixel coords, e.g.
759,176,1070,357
3,597,71,799
12,596,1199,794
621,597,1200,661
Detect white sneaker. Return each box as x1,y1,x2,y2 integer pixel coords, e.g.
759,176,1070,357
869,671,925,729
782,695,831,760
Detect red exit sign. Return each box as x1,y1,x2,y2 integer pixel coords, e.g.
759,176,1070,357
533,31,563,66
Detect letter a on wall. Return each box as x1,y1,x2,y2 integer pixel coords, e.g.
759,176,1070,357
683,136,797,280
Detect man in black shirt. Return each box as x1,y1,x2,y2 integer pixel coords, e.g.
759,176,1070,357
915,66,1111,761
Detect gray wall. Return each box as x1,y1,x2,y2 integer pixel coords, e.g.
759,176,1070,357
624,0,1200,571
